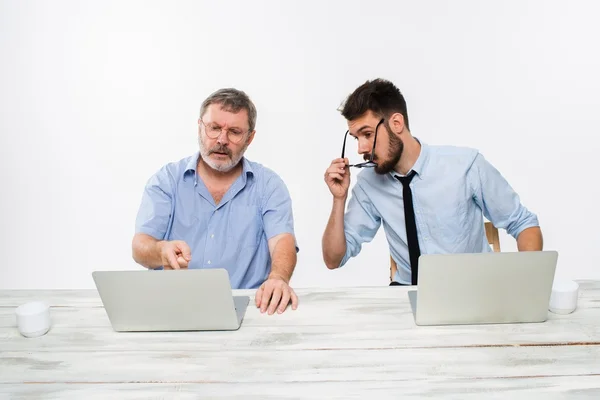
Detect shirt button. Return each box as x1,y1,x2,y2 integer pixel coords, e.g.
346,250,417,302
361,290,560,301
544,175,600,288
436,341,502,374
210,234,214,238
207,260,211,265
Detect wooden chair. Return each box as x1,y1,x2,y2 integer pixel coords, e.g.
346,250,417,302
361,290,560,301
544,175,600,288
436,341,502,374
484,221,501,253
389,221,500,282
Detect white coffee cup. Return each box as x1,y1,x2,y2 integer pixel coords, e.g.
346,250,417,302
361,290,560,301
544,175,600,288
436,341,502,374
549,280,579,315
15,301,51,338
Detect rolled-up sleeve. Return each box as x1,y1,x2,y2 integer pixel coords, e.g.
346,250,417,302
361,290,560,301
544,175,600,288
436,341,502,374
340,180,382,267
134,167,174,240
468,153,539,239
261,174,297,250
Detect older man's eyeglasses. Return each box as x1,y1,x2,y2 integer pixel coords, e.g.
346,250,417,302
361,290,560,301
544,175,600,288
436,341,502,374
200,120,250,144
341,118,383,168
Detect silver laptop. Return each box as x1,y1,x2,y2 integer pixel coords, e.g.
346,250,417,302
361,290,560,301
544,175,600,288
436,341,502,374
92,269,250,332
408,251,558,326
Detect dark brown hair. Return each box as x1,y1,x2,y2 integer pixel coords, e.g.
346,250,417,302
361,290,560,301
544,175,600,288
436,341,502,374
340,78,409,130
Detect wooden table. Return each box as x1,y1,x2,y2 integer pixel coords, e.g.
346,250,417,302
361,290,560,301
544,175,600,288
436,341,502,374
1,281,600,399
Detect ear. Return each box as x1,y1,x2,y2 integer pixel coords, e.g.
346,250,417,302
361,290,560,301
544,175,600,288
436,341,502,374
246,130,256,146
389,113,406,134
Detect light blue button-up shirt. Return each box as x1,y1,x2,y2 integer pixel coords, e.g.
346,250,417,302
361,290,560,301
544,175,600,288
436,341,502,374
340,141,539,284
135,153,297,289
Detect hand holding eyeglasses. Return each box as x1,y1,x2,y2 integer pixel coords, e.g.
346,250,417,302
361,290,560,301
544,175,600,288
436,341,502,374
325,118,384,199
324,158,351,200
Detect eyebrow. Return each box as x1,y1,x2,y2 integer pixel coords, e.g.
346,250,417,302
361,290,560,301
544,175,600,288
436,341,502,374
354,125,374,135
208,121,244,131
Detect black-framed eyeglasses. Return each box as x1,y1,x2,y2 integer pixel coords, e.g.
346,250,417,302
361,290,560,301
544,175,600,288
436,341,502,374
341,118,384,168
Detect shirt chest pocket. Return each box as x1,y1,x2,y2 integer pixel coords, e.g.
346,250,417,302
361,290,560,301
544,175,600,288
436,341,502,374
227,205,263,248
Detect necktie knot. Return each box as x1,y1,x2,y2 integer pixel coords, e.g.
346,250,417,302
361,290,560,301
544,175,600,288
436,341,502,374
396,170,417,186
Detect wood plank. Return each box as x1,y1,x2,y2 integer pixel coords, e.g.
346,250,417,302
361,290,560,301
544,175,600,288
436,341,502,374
1,346,600,384
1,280,598,308
4,299,598,331
1,283,598,331
2,376,600,400
1,316,599,353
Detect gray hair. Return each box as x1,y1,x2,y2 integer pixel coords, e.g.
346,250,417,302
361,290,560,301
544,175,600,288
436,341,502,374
199,88,257,131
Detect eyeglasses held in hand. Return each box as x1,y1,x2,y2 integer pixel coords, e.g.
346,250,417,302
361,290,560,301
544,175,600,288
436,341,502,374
341,118,384,168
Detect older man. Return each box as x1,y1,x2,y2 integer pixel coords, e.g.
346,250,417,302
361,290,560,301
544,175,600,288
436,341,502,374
132,88,298,314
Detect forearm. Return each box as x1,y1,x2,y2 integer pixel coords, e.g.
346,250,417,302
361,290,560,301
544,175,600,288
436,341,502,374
269,235,297,283
322,198,348,269
132,233,164,269
517,226,543,251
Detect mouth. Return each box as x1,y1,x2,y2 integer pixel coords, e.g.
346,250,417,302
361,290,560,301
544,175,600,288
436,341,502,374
210,150,230,158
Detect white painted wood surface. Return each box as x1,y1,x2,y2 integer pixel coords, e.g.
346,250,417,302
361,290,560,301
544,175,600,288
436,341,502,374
1,281,599,398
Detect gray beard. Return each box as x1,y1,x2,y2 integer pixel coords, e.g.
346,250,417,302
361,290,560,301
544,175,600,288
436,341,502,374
198,137,248,172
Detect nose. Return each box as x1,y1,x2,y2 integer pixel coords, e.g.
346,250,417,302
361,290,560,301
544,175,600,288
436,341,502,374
357,138,371,154
216,128,230,145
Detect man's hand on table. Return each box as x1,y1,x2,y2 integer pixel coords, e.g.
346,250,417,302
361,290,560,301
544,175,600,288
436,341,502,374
255,275,298,315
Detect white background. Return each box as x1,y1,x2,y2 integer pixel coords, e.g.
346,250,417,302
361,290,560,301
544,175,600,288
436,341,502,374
1,0,598,289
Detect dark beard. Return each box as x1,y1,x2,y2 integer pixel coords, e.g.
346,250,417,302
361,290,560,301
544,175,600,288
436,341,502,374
373,123,404,175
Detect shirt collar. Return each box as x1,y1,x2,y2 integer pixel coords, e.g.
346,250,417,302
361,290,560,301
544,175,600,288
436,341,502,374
183,152,254,183
183,152,200,177
390,137,430,180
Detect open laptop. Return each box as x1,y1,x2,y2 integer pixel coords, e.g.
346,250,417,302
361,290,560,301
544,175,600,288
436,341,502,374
408,251,558,326
92,269,250,332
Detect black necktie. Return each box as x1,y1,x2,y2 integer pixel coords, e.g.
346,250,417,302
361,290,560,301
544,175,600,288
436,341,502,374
395,171,420,285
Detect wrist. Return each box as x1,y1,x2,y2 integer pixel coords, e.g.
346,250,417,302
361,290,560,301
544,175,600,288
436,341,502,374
268,272,290,284
155,240,167,261
333,196,347,206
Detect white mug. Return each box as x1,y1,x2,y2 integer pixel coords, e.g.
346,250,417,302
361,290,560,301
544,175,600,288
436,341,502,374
549,280,579,315
15,301,51,338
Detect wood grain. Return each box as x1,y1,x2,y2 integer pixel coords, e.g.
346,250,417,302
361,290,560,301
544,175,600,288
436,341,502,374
2,345,600,383
2,376,600,400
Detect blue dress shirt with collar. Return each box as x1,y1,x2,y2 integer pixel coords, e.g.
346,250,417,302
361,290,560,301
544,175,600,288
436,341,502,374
340,142,539,284
134,153,297,289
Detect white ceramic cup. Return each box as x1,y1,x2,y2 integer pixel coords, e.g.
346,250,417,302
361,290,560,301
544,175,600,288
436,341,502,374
15,301,51,338
548,280,579,315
